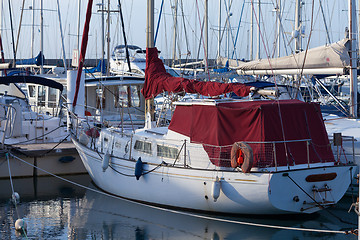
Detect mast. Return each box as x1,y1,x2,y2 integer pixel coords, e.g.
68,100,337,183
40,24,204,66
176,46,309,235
106,0,110,75
8,0,16,68
256,0,260,59
349,0,358,118
73,0,93,108
102,0,104,75
40,0,44,74
294,0,301,53
217,0,221,58
0,0,6,76
117,0,131,72
172,0,178,66
146,0,155,123
250,3,253,60
77,0,81,51
146,0,154,48
204,0,208,73
277,0,281,57
227,0,230,58
31,0,35,58
56,0,67,72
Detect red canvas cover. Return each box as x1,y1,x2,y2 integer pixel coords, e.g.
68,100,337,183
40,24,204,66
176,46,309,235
169,100,334,167
142,48,251,99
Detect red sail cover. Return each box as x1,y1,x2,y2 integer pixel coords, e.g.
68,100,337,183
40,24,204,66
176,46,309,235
168,99,334,167
142,48,251,99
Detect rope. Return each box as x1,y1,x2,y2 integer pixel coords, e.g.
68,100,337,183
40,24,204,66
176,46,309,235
108,164,134,177
8,151,356,235
10,134,71,158
6,125,67,145
94,144,165,178
142,161,166,175
6,153,19,219
6,153,29,239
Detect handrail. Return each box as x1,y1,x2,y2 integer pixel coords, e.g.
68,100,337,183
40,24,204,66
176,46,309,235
0,103,17,148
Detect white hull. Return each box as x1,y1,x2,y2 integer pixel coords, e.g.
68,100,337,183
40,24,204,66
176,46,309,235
73,138,355,214
1,142,86,178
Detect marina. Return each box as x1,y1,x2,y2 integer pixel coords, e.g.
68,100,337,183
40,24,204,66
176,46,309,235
0,174,358,240
1,0,360,238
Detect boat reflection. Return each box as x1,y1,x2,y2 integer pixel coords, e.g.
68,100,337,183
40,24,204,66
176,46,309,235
70,185,357,240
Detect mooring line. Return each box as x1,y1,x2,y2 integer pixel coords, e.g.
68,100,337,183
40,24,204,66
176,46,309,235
9,152,354,235
6,153,29,239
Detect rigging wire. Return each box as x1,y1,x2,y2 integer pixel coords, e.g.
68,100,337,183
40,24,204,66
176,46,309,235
318,0,331,44
14,0,25,57
179,0,191,66
117,0,132,72
231,0,246,59
154,0,164,46
7,0,17,67
195,0,210,79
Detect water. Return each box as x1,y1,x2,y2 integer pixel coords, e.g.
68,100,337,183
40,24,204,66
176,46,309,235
0,174,358,240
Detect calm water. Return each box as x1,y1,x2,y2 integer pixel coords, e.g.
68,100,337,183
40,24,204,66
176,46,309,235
0,174,358,240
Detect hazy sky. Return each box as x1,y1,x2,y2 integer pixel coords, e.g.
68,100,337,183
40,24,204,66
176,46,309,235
0,0,353,62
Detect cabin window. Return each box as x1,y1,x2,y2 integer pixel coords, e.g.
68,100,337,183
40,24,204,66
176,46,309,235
134,140,152,154
116,85,141,108
118,86,130,107
28,85,36,98
157,145,179,159
96,88,105,109
131,69,143,75
37,85,46,107
130,85,141,107
47,88,57,108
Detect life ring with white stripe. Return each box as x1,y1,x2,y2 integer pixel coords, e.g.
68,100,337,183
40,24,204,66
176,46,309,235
230,142,253,173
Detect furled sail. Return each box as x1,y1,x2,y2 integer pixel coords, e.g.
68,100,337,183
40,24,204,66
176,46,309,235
142,48,251,99
217,39,350,75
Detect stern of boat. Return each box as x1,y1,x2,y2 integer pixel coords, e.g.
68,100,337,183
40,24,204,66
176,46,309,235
268,164,356,213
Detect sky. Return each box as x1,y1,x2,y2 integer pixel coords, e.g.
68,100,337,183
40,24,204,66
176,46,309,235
0,0,353,62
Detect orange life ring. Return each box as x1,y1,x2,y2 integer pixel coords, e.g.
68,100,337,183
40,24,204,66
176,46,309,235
230,142,253,173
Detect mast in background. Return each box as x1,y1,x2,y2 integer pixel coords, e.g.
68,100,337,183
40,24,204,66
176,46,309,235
250,2,253,60
294,0,302,53
31,0,35,58
276,0,281,57
56,0,67,72
217,0,221,58
256,0,260,59
77,0,81,51
106,0,110,75
349,0,358,118
204,0,208,73
40,0,44,74
171,0,178,66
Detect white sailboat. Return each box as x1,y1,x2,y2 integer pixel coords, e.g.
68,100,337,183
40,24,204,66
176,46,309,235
109,44,179,77
0,75,86,178
70,0,356,215
71,38,355,216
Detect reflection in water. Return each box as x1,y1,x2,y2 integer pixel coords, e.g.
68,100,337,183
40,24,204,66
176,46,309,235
0,175,357,240
70,185,357,240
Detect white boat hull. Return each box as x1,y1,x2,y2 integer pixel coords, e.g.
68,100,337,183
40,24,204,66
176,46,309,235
73,138,355,214
0,142,86,178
